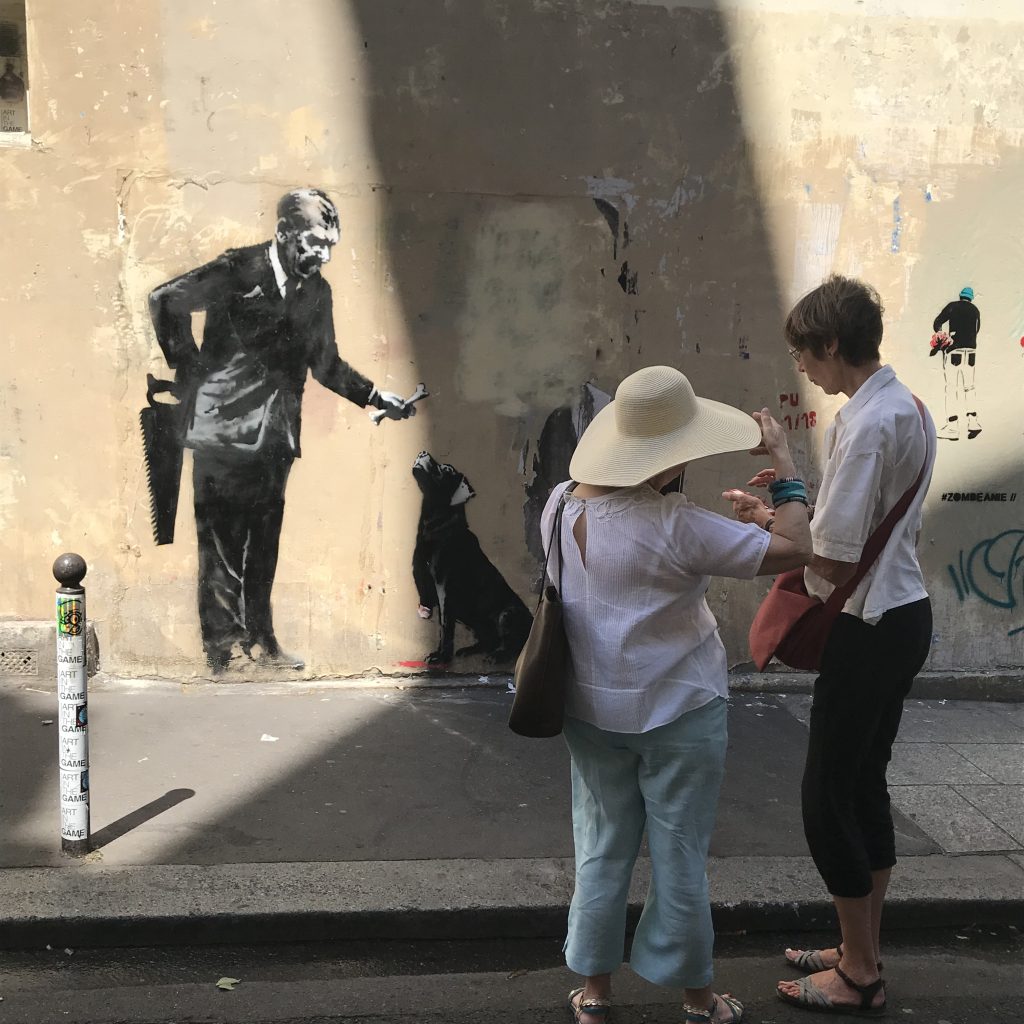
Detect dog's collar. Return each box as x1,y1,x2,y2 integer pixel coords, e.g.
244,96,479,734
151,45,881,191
419,507,467,540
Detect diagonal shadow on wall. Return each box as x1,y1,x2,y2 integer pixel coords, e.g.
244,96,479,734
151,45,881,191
344,0,791,666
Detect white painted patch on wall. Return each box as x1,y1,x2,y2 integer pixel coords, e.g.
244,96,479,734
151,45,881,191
0,460,24,531
791,203,843,301
456,202,582,417
696,50,733,94
398,45,447,109
81,230,112,260
652,178,705,219
583,176,639,213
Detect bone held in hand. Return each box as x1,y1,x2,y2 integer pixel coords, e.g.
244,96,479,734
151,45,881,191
370,382,430,425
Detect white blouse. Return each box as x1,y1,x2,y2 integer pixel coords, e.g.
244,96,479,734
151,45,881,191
540,482,770,734
805,365,936,624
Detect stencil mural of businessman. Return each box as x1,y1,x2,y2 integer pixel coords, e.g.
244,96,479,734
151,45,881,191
148,189,420,673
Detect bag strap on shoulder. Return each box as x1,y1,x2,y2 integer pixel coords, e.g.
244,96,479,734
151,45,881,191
823,396,931,613
537,482,577,608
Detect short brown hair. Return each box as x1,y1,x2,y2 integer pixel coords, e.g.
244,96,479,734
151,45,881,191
784,275,884,366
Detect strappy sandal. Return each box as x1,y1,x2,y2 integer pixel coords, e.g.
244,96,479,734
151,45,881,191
683,992,744,1022
777,964,886,1017
567,987,611,1023
786,943,883,974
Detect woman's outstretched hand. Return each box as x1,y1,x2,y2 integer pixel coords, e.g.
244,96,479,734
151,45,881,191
749,408,787,455
750,408,798,479
722,488,772,526
747,468,777,488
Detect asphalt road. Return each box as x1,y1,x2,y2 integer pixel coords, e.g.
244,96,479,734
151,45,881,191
1,926,1020,1023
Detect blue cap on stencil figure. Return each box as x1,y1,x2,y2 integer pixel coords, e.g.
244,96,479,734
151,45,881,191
959,286,974,300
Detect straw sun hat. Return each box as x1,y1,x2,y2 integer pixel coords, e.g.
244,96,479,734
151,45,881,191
569,366,762,487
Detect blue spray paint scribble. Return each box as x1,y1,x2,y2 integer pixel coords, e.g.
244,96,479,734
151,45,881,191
890,196,902,253
947,529,1024,637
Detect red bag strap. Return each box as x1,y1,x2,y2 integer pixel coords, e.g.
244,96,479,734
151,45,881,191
822,396,931,614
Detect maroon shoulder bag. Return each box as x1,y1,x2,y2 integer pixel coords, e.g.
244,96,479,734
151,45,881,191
748,397,930,672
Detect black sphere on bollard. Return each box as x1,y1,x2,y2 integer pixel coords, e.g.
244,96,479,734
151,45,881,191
53,553,87,590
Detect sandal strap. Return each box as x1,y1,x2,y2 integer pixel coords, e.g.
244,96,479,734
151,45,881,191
835,964,884,1009
568,988,611,1020
790,948,829,972
837,942,884,972
839,937,888,970
683,993,743,1023
784,976,835,1009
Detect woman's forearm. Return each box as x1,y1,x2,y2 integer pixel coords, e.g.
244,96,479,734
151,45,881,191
809,552,857,585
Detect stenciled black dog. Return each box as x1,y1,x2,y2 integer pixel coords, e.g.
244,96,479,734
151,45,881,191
412,452,533,666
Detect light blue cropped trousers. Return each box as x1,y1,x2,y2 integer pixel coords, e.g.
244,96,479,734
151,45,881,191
562,696,728,989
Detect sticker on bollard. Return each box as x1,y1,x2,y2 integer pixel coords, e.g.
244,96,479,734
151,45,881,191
57,596,84,636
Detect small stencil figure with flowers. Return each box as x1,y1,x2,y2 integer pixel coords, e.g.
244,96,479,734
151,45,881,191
931,286,982,440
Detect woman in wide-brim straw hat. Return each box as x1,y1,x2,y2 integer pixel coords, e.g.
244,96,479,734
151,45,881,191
544,365,812,1024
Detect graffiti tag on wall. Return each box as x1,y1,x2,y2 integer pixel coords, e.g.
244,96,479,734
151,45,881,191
778,392,817,431
947,529,1024,637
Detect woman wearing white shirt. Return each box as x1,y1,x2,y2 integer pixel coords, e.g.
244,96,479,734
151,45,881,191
727,276,935,1018
542,365,812,1024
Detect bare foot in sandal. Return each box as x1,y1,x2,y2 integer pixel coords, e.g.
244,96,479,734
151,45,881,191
785,942,882,974
785,945,842,973
778,965,885,1017
568,986,611,1023
683,992,744,1023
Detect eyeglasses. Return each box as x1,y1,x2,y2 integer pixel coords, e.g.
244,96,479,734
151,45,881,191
787,346,803,363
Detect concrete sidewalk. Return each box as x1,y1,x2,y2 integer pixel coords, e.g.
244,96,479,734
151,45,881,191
0,680,1021,947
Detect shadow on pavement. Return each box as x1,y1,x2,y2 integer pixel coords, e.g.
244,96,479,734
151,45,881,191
0,687,59,866
90,788,196,852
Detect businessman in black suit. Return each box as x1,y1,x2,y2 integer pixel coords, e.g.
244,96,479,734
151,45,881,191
149,189,415,672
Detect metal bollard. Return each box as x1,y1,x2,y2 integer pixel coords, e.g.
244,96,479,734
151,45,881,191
54,553,90,856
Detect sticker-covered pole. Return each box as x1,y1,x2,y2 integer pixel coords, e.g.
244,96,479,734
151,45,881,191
53,552,90,857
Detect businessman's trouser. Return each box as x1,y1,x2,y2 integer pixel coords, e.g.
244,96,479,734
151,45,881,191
192,447,293,667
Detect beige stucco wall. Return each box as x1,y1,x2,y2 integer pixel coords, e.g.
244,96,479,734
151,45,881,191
1,0,1021,678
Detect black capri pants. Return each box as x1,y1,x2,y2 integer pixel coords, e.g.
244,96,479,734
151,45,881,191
801,597,933,898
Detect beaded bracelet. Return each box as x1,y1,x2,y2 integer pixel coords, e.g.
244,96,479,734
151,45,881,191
774,493,809,508
768,476,806,495
770,489,808,506
768,479,808,507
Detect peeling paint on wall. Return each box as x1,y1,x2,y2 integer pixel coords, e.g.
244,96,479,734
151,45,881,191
791,203,842,301
456,202,583,417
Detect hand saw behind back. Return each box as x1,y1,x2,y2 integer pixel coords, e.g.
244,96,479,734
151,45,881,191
140,374,185,545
